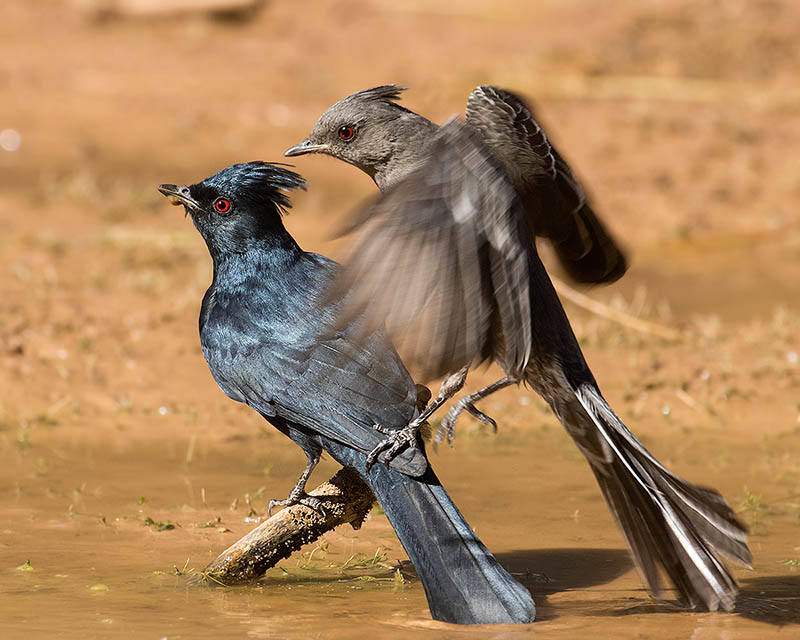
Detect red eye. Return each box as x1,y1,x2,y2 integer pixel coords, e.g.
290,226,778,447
214,198,231,214
338,125,355,141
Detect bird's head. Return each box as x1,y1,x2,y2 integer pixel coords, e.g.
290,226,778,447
285,85,436,189
158,162,305,260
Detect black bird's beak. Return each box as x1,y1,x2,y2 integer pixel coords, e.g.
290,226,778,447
157,184,200,212
284,139,330,157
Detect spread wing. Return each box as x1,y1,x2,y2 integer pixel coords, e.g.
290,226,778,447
331,118,533,382
466,85,627,284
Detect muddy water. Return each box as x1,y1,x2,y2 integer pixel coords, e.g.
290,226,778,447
3,0,800,636
3,421,798,639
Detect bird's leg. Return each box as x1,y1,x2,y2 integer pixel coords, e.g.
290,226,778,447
366,366,469,471
267,449,327,517
417,365,471,424
435,375,519,446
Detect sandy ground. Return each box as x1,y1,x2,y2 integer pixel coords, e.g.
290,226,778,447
2,1,800,637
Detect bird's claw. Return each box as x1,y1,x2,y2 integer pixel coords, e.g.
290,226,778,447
365,421,419,473
434,400,498,446
267,491,327,518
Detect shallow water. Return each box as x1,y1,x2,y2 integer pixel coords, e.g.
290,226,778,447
3,426,798,639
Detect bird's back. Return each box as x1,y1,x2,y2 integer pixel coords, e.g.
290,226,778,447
201,248,426,475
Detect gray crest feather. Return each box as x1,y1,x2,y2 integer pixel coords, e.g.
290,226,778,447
343,84,408,105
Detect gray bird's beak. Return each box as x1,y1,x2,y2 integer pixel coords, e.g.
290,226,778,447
284,139,330,157
157,184,200,211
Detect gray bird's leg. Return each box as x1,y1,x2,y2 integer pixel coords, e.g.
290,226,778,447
267,449,327,517
366,366,469,471
435,375,519,446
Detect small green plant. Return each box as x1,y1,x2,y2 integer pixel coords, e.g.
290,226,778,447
297,541,329,569
144,517,178,531
740,488,765,527
338,547,389,571
16,559,34,572
172,558,194,576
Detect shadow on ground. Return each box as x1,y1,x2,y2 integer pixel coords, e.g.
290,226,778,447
496,548,633,595
496,548,634,619
400,547,634,619
735,575,800,626
497,550,800,626
585,571,800,626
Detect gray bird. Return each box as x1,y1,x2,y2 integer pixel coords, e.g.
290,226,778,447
285,85,751,612
286,85,627,437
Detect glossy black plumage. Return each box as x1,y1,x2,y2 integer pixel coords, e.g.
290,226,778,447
158,161,535,624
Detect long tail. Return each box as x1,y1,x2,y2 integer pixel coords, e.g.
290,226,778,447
526,365,751,611
320,437,535,624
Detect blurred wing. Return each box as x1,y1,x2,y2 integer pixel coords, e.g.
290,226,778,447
466,85,627,284
332,119,533,382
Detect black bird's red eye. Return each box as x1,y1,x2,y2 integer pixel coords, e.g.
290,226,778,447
214,198,232,214
338,125,355,141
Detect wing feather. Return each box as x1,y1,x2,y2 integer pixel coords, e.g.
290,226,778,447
331,119,533,381
466,85,627,284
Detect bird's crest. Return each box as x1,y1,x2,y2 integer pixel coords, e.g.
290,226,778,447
202,162,306,216
344,85,408,106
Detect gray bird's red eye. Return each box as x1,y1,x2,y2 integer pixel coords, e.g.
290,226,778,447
214,198,232,214
338,126,355,141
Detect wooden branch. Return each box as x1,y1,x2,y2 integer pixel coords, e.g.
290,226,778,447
201,385,431,585
201,466,376,584
552,276,682,342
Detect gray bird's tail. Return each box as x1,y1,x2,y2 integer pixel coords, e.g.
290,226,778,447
321,438,535,624
527,368,751,611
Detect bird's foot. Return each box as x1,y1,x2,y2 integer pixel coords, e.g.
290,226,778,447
267,489,327,518
365,421,420,472
435,399,497,446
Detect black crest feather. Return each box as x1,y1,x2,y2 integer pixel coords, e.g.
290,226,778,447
201,161,306,216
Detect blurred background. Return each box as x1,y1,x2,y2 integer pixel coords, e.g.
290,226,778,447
2,1,800,637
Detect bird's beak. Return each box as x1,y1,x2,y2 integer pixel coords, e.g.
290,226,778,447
157,184,200,211
284,139,330,157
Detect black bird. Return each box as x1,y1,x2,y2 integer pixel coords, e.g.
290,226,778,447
157,161,535,625
285,86,752,612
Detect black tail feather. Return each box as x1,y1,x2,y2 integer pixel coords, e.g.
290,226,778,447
321,437,536,624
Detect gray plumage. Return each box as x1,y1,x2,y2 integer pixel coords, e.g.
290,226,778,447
466,86,627,283
332,120,532,379
286,84,626,284
286,86,751,611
